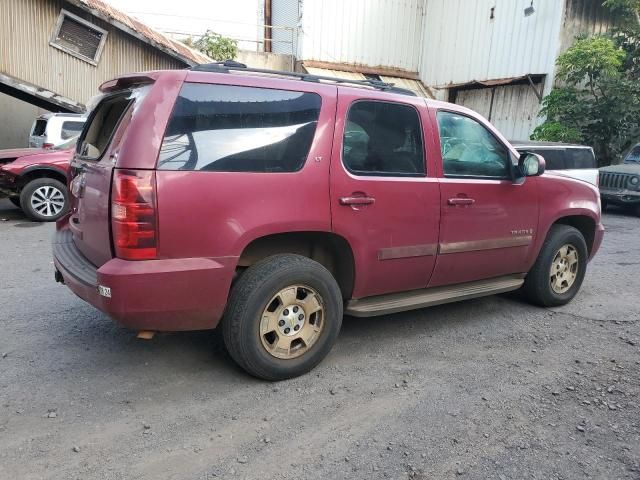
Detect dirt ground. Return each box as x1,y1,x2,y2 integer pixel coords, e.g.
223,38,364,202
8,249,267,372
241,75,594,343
0,198,638,480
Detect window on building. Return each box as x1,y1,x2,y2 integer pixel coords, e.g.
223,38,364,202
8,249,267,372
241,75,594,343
437,111,510,179
342,101,425,176
50,10,107,65
158,83,322,172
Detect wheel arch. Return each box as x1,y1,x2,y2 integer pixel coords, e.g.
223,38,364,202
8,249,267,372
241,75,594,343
552,215,596,256
237,231,356,299
17,166,68,190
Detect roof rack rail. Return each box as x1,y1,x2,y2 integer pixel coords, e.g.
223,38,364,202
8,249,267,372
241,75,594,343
190,60,417,97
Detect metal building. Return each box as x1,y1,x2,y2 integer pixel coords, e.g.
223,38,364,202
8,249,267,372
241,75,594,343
0,0,208,148
270,0,619,138
419,0,617,139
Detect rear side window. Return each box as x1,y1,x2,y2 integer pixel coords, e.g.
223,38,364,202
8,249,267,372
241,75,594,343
526,149,566,170
61,121,85,140
78,91,135,160
158,83,322,172
566,148,596,169
342,101,425,176
32,120,47,136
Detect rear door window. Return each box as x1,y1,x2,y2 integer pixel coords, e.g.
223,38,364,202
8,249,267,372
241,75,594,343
342,101,425,176
158,83,322,172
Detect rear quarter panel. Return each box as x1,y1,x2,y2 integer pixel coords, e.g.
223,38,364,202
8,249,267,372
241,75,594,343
154,74,338,260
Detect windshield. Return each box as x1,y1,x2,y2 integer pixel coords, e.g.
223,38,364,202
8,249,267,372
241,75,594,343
54,136,79,150
624,145,640,163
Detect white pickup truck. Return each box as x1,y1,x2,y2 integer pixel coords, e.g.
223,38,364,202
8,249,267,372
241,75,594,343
510,141,599,187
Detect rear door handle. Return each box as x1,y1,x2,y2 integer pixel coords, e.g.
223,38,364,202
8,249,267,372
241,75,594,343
339,196,375,206
447,197,475,206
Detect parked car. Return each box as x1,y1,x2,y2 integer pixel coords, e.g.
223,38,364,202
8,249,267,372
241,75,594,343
28,113,85,149
0,136,75,221
599,143,640,213
52,63,604,381
510,140,599,186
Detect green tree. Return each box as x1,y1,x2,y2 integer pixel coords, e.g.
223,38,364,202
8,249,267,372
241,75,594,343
182,30,238,61
532,2,640,165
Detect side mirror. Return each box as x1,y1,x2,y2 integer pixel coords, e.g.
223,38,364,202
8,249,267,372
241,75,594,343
518,152,546,177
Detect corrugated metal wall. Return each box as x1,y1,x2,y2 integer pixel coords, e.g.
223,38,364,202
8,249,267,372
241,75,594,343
0,0,184,106
299,0,424,73
272,0,299,55
456,83,542,140
419,0,564,87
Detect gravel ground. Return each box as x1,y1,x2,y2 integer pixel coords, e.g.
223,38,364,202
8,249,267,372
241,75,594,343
0,198,638,480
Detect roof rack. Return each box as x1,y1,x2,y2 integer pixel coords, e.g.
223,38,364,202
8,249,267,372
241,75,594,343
190,60,417,97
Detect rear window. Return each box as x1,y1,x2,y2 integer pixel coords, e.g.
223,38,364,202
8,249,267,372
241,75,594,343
61,120,85,140
78,90,141,160
157,83,322,172
32,119,47,136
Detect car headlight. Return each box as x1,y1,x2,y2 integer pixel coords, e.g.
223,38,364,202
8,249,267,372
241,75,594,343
629,176,640,188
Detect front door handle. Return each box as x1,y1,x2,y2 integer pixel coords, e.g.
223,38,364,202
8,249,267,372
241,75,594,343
339,195,376,206
447,197,475,206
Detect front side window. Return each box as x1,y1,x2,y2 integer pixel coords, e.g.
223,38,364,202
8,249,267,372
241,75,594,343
342,101,425,176
158,84,322,172
625,145,640,163
437,111,510,178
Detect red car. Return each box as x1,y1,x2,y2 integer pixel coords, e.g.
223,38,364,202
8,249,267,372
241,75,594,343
0,138,74,221
53,63,604,380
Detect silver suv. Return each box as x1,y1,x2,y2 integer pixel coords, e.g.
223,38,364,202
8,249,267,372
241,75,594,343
28,113,86,149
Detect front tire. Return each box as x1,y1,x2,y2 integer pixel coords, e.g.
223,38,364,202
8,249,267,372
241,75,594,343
222,254,343,381
20,178,69,222
523,225,588,307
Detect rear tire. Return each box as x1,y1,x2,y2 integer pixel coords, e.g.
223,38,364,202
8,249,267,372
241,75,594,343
523,225,588,307
222,254,343,381
20,178,69,222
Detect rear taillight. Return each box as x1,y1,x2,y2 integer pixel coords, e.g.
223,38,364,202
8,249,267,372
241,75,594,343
111,169,158,260
43,143,54,149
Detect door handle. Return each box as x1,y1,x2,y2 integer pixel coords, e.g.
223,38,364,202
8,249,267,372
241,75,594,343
339,196,375,206
447,197,475,206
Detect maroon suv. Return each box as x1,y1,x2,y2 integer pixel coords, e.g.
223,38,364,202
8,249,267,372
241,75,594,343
53,63,604,380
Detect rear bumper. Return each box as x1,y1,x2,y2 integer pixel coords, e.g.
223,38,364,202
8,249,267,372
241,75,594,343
53,227,236,331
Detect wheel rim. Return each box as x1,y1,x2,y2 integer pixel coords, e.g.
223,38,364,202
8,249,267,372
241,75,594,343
259,285,325,360
549,244,579,294
30,186,65,218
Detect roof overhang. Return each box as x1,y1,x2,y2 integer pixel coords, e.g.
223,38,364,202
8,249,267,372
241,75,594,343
63,0,210,66
302,64,435,99
443,74,547,90
0,72,84,113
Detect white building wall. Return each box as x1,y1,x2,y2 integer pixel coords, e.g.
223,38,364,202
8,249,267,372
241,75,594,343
298,0,424,73
419,0,565,88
